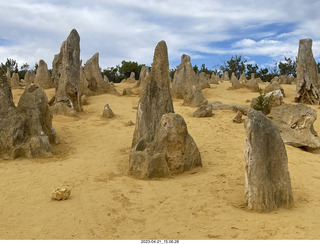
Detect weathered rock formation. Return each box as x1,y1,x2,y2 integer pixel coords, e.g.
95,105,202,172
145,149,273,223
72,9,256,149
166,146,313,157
233,110,244,123
244,109,293,212
34,60,55,89
172,54,207,107
102,104,115,118
83,53,119,95
131,41,174,148
228,73,243,90
51,29,82,114
0,69,56,159
210,73,220,84
222,71,229,81
244,78,260,92
199,72,210,89
11,73,20,88
6,69,11,86
267,103,320,150
130,113,202,179
134,66,149,89
239,73,247,83
129,41,202,179
51,187,71,200
264,81,285,97
295,39,320,104
23,70,35,85
191,104,213,118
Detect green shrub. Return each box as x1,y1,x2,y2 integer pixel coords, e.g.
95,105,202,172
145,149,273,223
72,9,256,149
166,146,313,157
253,88,274,115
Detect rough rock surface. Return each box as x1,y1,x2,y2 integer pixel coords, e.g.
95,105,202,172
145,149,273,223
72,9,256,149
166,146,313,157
232,110,243,123
244,78,260,92
0,68,56,159
172,54,207,107
51,29,82,114
210,73,220,84
50,187,71,200
11,73,20,88
244,109,293,212
6,69,11,86
199,72,210,89
239,73,247,83
129,41,202,179
84,53,119,95
265,89,284,107
102,104,115,118
228,73,243,90
34,59,55,89
295,39,320,104
267,103,320,150
23,70,35,85
131,41,174,148
129,113,202,179
222,71,229,81
210,101,250,115
191,104,213,118
264,81,285,97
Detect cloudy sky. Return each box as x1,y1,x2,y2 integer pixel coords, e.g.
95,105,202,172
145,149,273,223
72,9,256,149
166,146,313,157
1,0,320,71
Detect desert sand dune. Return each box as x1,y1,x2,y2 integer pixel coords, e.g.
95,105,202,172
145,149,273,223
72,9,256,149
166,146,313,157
1,81,320,240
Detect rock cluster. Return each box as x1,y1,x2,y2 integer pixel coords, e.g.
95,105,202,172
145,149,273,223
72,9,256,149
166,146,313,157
0,69,56,159
172,54,207,107
83,53,119,96
34,59,55,89
129,41,202,179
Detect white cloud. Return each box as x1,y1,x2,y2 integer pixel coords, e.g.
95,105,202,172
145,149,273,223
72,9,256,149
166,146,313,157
0,0,320,70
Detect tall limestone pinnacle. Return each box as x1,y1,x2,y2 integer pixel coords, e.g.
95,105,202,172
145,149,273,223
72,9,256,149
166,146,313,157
129,41,202,179
131,40,174,148
295,38,320,104
51,29,82,115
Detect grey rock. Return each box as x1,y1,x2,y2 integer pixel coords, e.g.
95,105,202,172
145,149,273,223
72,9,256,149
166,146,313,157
129,113,202,179
244,109,293,212
191,104,213,117
267,103,320,150
51,29,82,114
172,54,207,107
295,39,319,104
102,104,115,118
34,60,55,89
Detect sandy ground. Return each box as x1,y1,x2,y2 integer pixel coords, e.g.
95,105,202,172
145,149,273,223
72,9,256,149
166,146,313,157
1,81,320,240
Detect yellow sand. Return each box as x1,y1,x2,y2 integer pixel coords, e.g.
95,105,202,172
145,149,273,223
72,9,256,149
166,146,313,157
1,81,320,240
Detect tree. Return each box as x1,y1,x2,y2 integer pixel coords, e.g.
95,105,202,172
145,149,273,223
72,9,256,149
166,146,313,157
220,55,247,79
102,66,120,83
118,60,144,80
246,64,259,79
1,58,18,73
278,57,297,77
199,63,212,75
193,64,199,74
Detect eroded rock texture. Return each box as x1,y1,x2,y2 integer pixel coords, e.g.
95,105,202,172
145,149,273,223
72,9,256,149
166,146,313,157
51,29,82,114
244,109,293,212
295,39,320,104
267,103,320,150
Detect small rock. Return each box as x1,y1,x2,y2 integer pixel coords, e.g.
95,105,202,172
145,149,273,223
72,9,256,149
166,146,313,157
51,187,71,200
102,104,115,118
126,120,135,126
233,110,244,123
